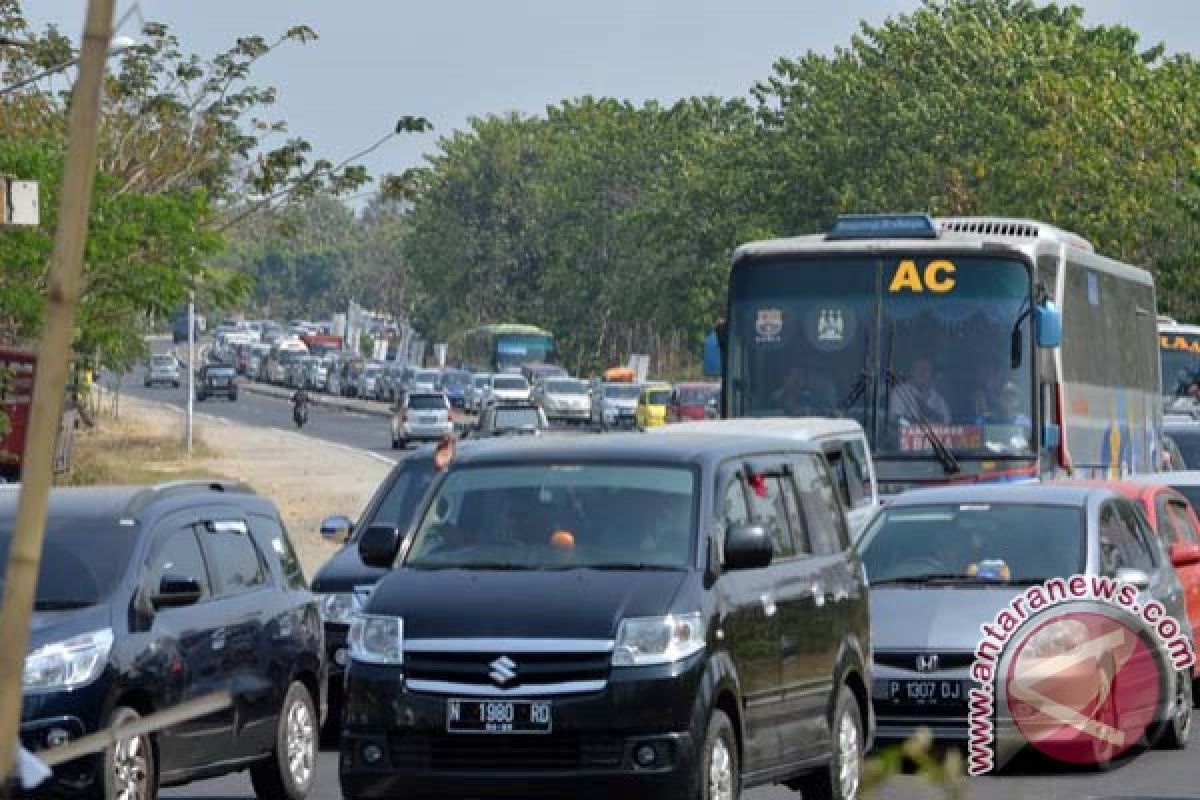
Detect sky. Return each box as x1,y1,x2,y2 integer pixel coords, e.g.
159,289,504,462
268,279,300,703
16,0,1200,198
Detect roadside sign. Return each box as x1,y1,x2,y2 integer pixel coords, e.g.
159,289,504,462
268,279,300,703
1,178,39,227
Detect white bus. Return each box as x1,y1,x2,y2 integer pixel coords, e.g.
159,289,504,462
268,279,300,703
706,214,1161,491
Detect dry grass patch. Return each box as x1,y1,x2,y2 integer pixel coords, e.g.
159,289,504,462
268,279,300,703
59,416,226,486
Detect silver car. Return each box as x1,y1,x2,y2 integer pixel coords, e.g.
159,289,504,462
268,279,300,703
356,363,385,400
858,483,1194,757
144,354,181,388
466,373,492,412
391,391,453,449
590,382,641,430
534,377,591,423
486,374,531,406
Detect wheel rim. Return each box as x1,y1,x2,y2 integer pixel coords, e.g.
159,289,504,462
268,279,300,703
112,734,150,800
837,709,861,799
286,697,315,787
708,734,734,800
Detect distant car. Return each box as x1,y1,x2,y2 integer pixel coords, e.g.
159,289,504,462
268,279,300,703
670,381,720,422
288,355,317,389
473,403,550,438
465,372,492,412
859,483,1193,751
356,363,385,400
437,369,471,410
379,362,407,402
486,373,531,406
521,362,568,385
407,368,440,394
391,392,454,449
1166,419,1200,469
635,381,673,430
144,354,181,388
11,481,323,800
196,364,238,402
590,381,641,430
533,377,591,424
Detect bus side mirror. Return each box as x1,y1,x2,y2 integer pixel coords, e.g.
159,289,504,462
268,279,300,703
1042,422,1061,450
1035,302,1062,349
703,331,721,377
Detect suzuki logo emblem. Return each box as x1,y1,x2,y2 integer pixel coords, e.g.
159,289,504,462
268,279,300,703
915,653,939,673
489,656,517,686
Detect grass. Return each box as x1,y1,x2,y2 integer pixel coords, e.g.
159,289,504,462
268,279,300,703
58,417,226,486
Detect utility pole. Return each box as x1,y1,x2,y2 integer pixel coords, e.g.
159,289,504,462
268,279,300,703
186,289,194,454
0,0,115,788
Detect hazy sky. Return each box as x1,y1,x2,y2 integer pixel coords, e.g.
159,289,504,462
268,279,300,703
16,1,1200,196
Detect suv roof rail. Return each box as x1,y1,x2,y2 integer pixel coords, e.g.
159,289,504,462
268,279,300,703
124,480,257,518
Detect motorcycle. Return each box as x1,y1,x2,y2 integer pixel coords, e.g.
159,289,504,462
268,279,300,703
293,401,308,428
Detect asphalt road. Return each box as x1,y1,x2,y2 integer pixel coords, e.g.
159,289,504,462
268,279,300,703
125,341,1200,799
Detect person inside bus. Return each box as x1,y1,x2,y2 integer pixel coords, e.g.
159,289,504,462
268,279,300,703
980,381,1032,428
888,356,950,425
770,365,837,416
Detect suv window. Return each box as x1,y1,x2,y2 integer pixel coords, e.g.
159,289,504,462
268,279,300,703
148,528,211,601
794,455,849,554
208,525,267,593
364,459,438,537
254,515,306,590
1118,501,1158,571
745,473,794,559
1157,495,1182,545
1167,498,1200,544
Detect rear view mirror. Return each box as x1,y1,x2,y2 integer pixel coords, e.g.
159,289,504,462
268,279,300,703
1115,567,1151,590
724,524,773,570
1170,542,1200,569
703,331,722,377
152,574,203,609
1035,301,1062,348
320,515,354,543
358,525,403,569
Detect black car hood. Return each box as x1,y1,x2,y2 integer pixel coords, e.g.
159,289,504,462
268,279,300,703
371,568,688,639
27,605,112,652
311,544,388,594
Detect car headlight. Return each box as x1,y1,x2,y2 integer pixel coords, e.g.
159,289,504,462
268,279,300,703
320,593,360,625
349,614,403,666
24,629,114,691
612,613,706,667
1022,618,1089,659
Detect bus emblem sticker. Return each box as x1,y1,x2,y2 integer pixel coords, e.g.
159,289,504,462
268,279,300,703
817,309,845,342
755,309,783,343
806,305,855,352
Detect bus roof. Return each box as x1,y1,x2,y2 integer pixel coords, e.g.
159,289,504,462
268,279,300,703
467,324,552,336
1159,321,1200,335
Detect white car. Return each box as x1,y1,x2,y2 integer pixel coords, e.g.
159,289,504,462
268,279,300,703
392,392,454,449
486,374,531,406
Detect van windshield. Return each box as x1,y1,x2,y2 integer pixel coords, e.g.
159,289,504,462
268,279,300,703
406,464,696,569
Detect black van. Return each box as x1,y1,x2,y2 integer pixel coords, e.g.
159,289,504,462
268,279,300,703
339,434,872,800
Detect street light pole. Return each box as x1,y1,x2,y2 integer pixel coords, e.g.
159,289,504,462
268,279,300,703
186,290,194,455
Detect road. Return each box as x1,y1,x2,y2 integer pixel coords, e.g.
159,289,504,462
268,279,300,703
124,343,1200,799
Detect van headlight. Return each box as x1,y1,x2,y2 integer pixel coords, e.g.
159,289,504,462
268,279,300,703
612,613,706,666
349,614,403,666
320,593,360,625
24,629,114,691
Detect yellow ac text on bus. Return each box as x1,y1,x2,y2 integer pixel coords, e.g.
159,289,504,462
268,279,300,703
888,259,957,293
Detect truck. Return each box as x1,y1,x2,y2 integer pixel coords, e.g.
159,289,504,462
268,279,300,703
300,333,344,357
0,347,77,481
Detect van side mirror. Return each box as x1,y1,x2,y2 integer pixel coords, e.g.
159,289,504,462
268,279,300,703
1170,542,1200,569
1042,422,1061,450
1035,302,1062,348
1115,567,1151,590
358,525,403,568
320,514,354,543
724,523,773,570
702,331,722,377
152,574,203,609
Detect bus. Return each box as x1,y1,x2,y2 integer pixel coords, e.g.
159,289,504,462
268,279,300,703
461,324,555,373
705,213,1161,492
1158,316,1200,410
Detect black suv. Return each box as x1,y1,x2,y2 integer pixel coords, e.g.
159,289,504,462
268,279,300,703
196,364,238,402
12,482,324,800
340,434,872,800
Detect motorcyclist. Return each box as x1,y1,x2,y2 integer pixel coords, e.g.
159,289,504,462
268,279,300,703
292,387,309,425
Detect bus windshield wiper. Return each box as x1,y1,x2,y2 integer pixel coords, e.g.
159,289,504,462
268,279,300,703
870,574,969,586
884,369,960,475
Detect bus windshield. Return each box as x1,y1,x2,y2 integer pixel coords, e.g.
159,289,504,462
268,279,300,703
496,334,553,370
727,255,1033,459
1160,332,1200,398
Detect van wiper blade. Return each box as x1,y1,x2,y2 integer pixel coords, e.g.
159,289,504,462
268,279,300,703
582,564,682,571
884,369,960,475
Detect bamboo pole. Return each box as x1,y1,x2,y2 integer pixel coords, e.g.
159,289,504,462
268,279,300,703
0,0,115,785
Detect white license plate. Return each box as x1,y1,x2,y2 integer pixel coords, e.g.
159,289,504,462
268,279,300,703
446,699,552,734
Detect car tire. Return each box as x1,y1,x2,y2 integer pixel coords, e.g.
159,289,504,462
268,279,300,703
785,686,863,800
699,709,739,800
103,706,158,800
250,681,317,800
1158,669,1193,750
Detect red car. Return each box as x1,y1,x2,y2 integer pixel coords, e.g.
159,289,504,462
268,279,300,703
669,381,719,422
1063,478,1200,677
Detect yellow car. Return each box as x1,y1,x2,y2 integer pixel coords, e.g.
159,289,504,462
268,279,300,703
636,382,673,429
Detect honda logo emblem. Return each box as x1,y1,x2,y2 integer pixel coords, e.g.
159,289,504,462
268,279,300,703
489,656,517,685
915,653,939,673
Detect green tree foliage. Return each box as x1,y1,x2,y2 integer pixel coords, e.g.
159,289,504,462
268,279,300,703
397,0,1200,376
0,0,376,367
